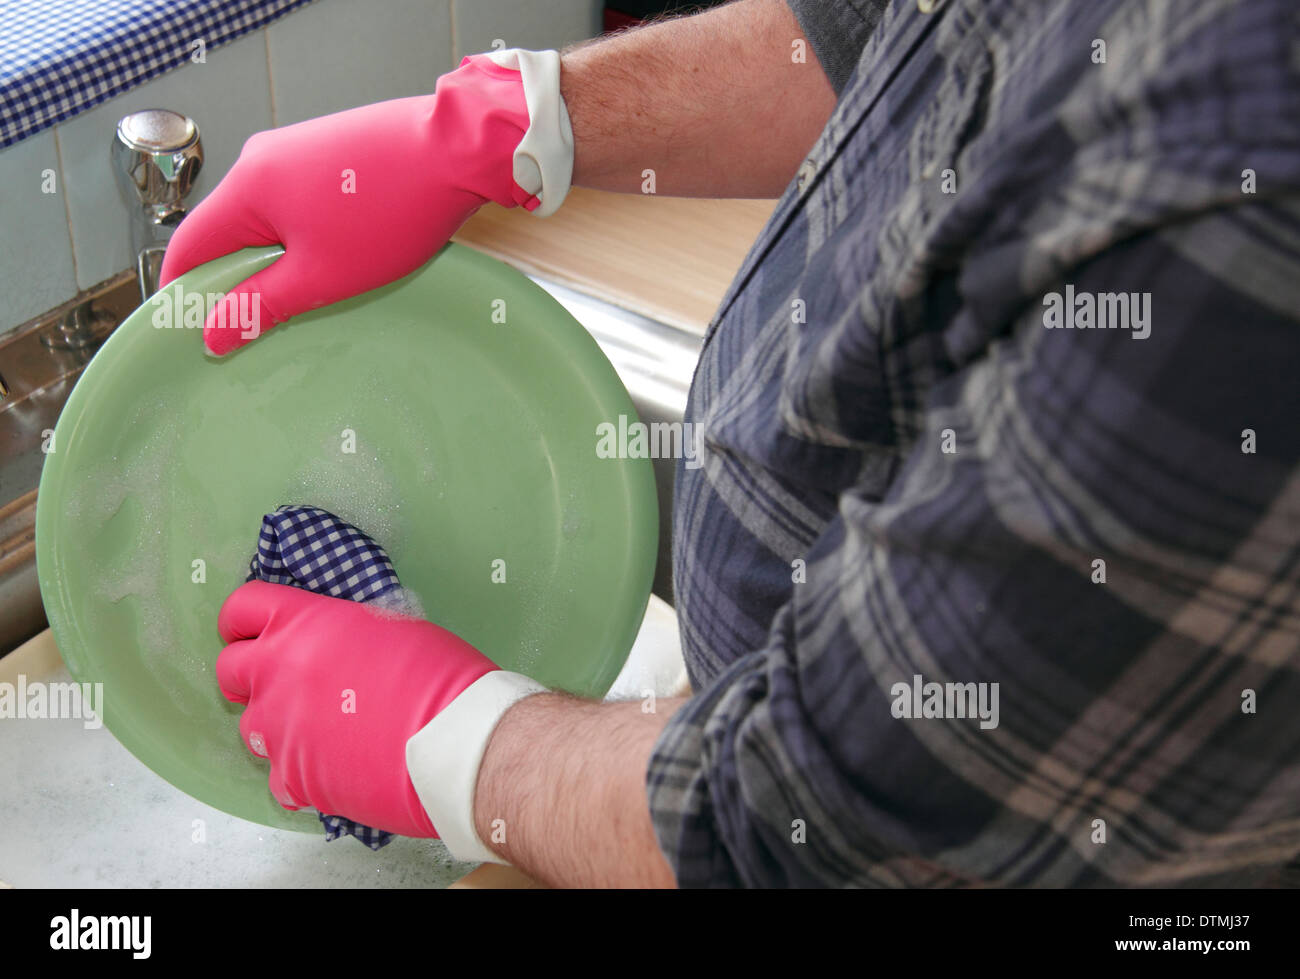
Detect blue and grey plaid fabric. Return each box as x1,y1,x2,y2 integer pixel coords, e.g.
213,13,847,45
649,0,1300,886
0,0,318,149
246,504,402,850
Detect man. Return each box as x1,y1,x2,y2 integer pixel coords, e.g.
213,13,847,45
162,0,1300,887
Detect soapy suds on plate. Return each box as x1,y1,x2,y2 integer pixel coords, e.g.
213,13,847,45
63,398,205,698
278,422,413,562
62,399,430,696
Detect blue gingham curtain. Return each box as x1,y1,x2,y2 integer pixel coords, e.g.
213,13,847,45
0,0,320,149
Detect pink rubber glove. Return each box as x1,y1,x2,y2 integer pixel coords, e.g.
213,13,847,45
159,50,571,355
215,580,500,838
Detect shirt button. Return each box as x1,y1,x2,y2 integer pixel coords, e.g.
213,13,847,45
796,158,817,192
918,0,938,12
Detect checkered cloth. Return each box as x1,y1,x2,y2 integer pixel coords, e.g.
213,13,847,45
0,0,319,150
245,504,403,850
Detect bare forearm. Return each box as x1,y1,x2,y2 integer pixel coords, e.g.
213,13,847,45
472,692,687,887
562,0,835,197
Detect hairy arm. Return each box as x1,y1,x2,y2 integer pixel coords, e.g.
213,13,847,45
562,0,836,197
473,693,688,887
467,2,832,889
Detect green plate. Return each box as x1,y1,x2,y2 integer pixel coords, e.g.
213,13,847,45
35,244,657,832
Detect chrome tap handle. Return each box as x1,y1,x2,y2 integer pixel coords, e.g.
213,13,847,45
112,109,203,228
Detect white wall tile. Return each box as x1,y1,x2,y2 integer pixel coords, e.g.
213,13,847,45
6,0,574,320
453,0,602,59
58,30,273,291
267,0,455,126
0,131,78,331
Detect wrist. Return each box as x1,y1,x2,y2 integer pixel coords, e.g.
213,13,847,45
434,49,574,216
405,670,548,863
481,48,574,216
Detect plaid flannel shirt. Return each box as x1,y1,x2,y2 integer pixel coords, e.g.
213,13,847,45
647,0,1300,887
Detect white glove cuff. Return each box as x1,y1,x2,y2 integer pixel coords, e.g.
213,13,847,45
486,47,574,216
406,670,548,864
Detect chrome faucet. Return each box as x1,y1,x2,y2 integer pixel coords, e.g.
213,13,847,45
112,109,203,303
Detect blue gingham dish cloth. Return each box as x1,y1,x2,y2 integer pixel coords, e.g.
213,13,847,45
1,0,319,149
245,504,422,851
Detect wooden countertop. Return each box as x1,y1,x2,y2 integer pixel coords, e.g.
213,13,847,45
453,187,776,334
